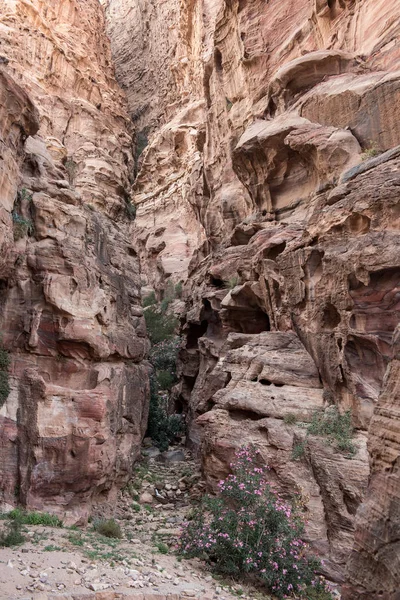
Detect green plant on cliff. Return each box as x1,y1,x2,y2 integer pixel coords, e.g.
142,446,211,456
0,337,10,408
144,293,183,450
12,212,34,241
361,141,382,161
144,305,178,345
64,157,78,185
307,407,355,455
292,407,356,461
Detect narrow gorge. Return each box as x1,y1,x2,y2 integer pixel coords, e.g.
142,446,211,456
0,0,399,599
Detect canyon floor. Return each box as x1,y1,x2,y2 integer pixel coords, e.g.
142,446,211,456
0,450,269,600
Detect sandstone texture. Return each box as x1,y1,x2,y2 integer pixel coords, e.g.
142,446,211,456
104,0,400,595
0,0,149,523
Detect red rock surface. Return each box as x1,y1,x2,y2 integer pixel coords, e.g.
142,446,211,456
103,0,400,593
0,0,149,523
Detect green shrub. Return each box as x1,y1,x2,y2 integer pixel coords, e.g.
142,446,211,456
93,518,122,539
125,199,136,220
307,408,355,456
147,374,182,452
361,141,382,161
157,369,175,390
283,413,297,425
12,212,34,240
0,520,25,547
8,509,63,527
65,158,77,185
224,275,239,289
144,307,178,345
156,542,169,554
292,441,306,461
143,292,157,307
175,281,183,298
179,445,332,599
149,337,180,374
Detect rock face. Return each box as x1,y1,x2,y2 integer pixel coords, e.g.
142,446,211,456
104,0,400,594
0,0,149,523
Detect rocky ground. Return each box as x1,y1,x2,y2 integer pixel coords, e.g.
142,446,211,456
0,448,267,600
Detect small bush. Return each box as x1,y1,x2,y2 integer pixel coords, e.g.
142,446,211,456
150,337,181,374
125,199,136,220
361,141,382,161
307,408,355,456
65,158,77,185
93,518,122,539
283,413,297,425
144,307,178,345
157,369,175,390
175,281,183,298
12,212,34,240
8,509,63,527
224,275,240,289
143,292,157,307
147,375,182,451
292,441,306,461
179,445,332,599
0,520,25,547
156,542,169,554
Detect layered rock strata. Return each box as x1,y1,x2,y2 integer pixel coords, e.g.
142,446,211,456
104,0,400,594
0,0,149,523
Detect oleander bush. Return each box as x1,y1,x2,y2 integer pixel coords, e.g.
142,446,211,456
179,445,332,599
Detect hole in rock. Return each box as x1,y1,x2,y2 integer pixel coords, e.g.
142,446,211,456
272,280,282,308
322,303,341,330
229,409,264,421
223,307,270,334
214,48,223,73
210,276,224,288
347,213,371,234
265,241,286,261
259,379,284,387
187,320,208,349
266,97,277,119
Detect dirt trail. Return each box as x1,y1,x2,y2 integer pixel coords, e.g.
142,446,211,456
0,449,262,600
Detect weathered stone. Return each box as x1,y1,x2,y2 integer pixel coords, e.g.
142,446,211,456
0,0,149,521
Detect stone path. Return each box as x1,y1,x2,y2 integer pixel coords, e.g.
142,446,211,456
0,448,267,600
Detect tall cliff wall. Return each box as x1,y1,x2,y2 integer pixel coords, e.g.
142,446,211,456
0,0,149,524
105,0,400,597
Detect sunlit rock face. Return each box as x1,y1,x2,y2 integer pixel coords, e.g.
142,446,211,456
0,0,149,523
104,0,400,594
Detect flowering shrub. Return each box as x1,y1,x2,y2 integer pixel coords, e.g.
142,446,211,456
179,445,331,599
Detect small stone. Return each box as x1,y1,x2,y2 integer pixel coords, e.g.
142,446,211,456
139,491,154,504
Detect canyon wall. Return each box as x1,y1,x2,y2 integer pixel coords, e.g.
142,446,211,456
105,0,400,596
0,0,149,524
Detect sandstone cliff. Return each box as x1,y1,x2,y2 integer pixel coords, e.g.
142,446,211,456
0,0,149,524
104,0,400,596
